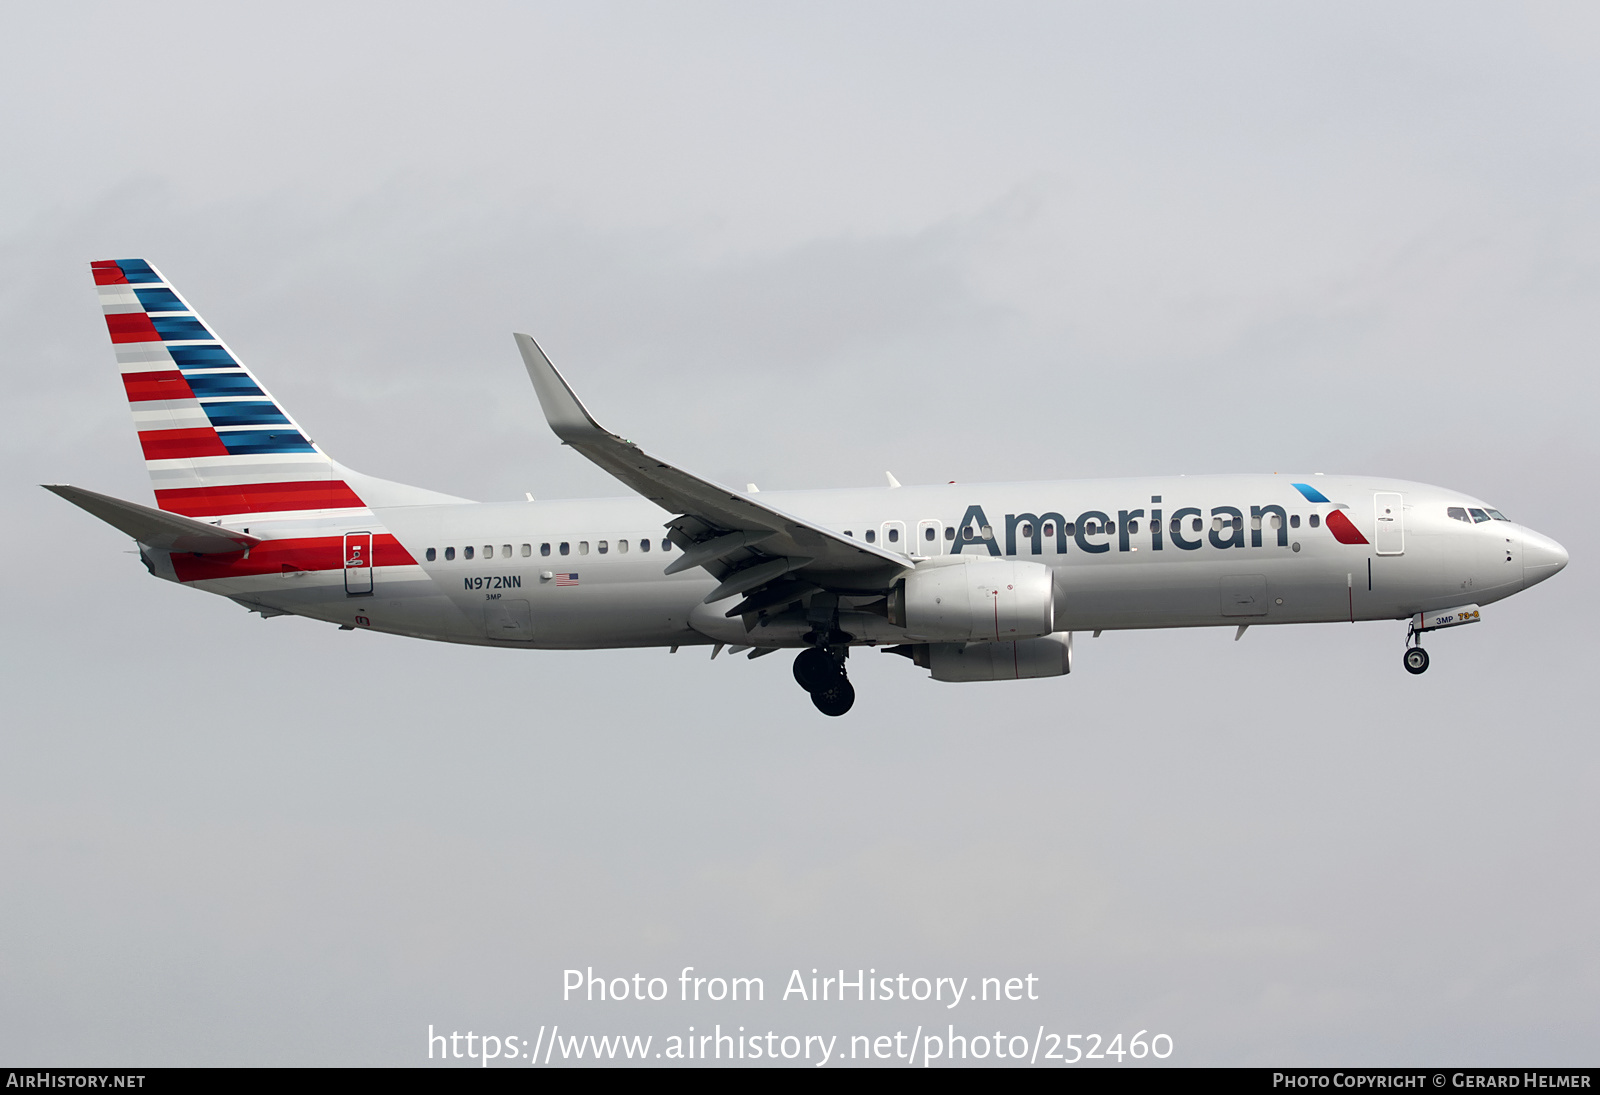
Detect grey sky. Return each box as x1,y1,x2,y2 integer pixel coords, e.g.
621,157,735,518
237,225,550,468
2,2,1596,1065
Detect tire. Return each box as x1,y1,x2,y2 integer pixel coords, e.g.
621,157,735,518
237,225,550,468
794,648,841,693
1403,647,1430,675
811,678,856,717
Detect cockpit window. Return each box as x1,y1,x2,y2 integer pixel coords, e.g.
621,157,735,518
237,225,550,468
1447,507,1470,523
1486,509,1508,521
1468,508,1490,523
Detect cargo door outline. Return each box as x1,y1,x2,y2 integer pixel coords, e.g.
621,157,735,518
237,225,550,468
343,531,373,595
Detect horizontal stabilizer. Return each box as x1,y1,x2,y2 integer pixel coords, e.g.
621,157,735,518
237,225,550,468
43,484,262,554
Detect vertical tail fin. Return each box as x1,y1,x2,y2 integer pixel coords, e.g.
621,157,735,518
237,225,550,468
92,259,368,520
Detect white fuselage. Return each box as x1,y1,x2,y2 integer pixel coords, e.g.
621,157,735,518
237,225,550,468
147,474,1563,650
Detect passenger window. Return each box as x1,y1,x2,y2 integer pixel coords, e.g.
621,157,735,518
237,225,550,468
541,543,551,557
661,538,672,551
559,542,570,556
1105,522,1116,535
1447,507,1470,522
578,541,590,555
1469,508,1490,523
598,540,608,554
924,526,936,541
425,547,437,562
445,546,456,561
1042,523,1053,537
962,527,973,540
1129,520,1139,534
1251,516,1262,530
887,528,899,543
464,546,475,560
945,527,955,540
1290,515,1300,529
1211,517,1222,532
1233,517,1242,530
618,539,629,553
1309,514,1320,528
1191,518,1202,533
639,538,650,552
1064,522,1075,536
521,544,531,557
1170,518,1180,534
483,545,492,558
1270,515,1282,529
844,530,853,538
1021,523,1034,539
866,529,876,543
502,544,512,558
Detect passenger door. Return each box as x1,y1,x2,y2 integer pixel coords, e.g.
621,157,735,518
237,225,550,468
1374,493,1404,555
343,531,373,595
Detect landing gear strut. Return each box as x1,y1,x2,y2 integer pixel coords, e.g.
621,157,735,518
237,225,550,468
793,646,854,716
1403,618,1431,675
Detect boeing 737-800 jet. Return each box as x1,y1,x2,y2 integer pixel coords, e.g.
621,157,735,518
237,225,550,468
49,260,1569,716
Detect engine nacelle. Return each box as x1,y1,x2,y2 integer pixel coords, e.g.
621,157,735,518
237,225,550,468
913,632,1074,682
888,557,1055,643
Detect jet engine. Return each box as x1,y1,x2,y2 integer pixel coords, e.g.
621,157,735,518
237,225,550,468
907,632,1074,682
887,557,1055,643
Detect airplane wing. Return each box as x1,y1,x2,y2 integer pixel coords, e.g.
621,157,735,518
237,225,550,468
515,334,911,611
43,484,263,554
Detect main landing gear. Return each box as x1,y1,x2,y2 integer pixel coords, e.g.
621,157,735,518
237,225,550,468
794,646,855,716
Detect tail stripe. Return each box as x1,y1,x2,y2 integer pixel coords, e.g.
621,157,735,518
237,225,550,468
156,480,367,518
93,259,369,520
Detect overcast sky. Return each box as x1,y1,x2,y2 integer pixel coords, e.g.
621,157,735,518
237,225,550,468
2,2,1596,1066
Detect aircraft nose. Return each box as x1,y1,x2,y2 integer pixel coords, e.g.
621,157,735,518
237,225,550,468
1522,529,1569,590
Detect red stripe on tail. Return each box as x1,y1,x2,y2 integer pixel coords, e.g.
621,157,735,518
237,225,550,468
92,261,128,285
105,312,161,343
138,428,230,460
154,480,367,517
122,370,195,401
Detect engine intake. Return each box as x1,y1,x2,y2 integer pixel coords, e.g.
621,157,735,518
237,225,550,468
888,557,1055,643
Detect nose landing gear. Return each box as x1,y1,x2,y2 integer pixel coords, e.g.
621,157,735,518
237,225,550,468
1403,646,1430,675
793,646,855,716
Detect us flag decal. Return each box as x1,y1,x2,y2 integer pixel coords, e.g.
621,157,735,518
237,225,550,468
555,573,579,586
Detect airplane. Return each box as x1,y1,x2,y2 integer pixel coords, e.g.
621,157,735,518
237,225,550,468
48,259,1569,716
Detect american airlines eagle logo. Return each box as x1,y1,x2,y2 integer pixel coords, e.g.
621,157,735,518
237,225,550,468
1290,482,1369,546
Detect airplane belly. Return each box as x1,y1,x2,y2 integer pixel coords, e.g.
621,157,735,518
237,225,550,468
1055,555,1354,630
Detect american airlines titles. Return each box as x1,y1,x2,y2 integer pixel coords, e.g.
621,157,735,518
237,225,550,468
947,499,1306,557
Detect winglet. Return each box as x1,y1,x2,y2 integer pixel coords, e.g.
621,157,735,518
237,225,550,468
514,333,609,445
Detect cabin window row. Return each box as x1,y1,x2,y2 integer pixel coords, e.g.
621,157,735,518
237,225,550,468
423,538,675,563
841,513,1322,543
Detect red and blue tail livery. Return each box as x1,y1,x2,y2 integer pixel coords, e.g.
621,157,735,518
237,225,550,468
94,258,364,519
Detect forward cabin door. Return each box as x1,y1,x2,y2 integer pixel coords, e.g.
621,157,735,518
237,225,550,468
915,519,943,557
1374,493,1404,556
343,531,374,594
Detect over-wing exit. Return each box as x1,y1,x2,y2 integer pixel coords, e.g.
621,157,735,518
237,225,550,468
49,261,1568,716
